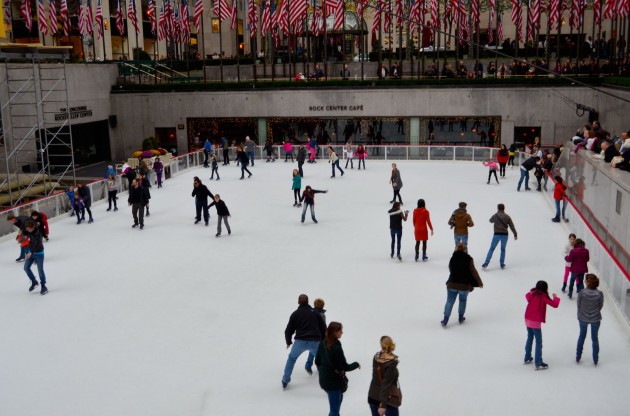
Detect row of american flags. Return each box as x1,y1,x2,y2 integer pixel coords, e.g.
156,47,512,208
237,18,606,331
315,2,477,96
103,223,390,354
10,0,630,45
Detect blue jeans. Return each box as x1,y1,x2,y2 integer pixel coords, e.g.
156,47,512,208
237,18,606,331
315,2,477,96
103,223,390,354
525,327,543,365
454,234,468,247
576,320,600,362
484,234,508,266
326,390,343,416
331,160,344,177
24,253,46,284
301,203,316,222
517,168,530,190
282,339,320,384
554,199,567,219
568,273,584,297
370,403,399,416
443,289,469,320
390,228,402,256
246,150,255,166
17,245,27,260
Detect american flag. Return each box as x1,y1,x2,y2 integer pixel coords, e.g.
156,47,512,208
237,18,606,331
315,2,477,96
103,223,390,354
21,0,32,31
471,0,479,23
4,0,11,28
128,0,139,33
395,0,403,27
487,13,493,44
260,0,270,35
78,0,88,35
48,0,58,35
511,0,522,44
60,0,69,34
603,0,615,19
229,0,236,29
164,0,174,38
193,0,203,32
408,0,419,25
444,0,452,18
430,0,439,28
116,0,125,35
148,0,156,34
355,0,364,17
310,5,321,35
620,0,629,17
273,0,288,34
383,0,391,32
371,0,382,36
180,0,190,41
496,13,503,42
158,5,166,40
247,0,257,37
173,9,181,42
213,0,230,21
38,0,48,35
289,0,307,32
95,0,103,37
333,0,343,30
549,0,559,27
86,0,94,34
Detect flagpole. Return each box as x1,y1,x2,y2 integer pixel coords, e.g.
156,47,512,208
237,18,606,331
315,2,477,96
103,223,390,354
201,11,206,82
236,10,241,82
323,0,327,72
219,0,224,82
360,3,364,79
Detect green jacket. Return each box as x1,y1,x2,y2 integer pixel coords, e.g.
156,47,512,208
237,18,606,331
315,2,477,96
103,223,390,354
315,340,360,391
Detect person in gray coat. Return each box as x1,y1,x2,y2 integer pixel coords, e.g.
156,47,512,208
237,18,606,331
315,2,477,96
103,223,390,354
244,136,256,166
576,274,604,365
389,163,403,204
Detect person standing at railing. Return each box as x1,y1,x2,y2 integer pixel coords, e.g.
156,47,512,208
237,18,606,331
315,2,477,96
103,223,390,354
105,174,118,212
221,135,230,165
508,144,517,169
154,157,164,188
77,183,94,224
356,145,367,170
203,138,212,168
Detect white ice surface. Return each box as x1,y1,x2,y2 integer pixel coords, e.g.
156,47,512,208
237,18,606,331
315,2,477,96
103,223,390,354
1,160,629,416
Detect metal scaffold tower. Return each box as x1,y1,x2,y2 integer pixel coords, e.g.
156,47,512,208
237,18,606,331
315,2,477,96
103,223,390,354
0,44,75,207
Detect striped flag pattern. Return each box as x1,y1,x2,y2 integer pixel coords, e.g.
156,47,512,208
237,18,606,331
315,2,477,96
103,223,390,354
148,0,156,34
78,0,88,35
4,0,11,27
471,0,479,23
38,0,48,35
60,0,69,34
86,0,94,34
21,0,32,31
193,0,203,32
48,0,58,35
158,5,166,39
289,0,307,32
496,13,503,42
229,0,235,30
213,0,230,21
116,0,125,35
180,0,190,41
372,0,382,36
247,0,257,37
356,0,364,17
95,0,103,38
260,0,270,35
128,0,139,33
549,0,559,27
511,0,522,44
333,0,344,30
383,0,391,32
395,0,403,27
409,0,419,25
430,0,438,28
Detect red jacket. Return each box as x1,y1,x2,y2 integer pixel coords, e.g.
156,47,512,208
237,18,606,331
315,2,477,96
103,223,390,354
525,290,560,323
565,246,590,273
497,149,509,164
553,182,567,201
413,208,433,241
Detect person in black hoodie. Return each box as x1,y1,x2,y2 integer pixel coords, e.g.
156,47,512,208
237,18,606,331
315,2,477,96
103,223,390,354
22,220,48,294
77,183,94,223
517,156,540,191
128,178,148,229
191,177,214,225
7,213,30,262
281,294,327,389
441,242,484,327
138,173,152,216
296,145,307,177
237,148,253,179
207,194,231,237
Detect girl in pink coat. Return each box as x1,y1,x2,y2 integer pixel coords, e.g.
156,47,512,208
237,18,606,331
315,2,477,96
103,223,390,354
524,280,560,370
483,159,500,184
283,141,294,162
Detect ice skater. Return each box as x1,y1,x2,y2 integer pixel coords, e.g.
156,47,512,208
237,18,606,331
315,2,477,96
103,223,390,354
192,177,214,225
292,169,302,207
551,176,568,222
482,203,518,269
105,173,118,211
413,199,433,261
523,280,560,370
77,183,94,223
389,163,403,204
576,274,604,365
7,213,29,261
208,194,231,237
327,147,344,178
388,202,408,260
565,238,590,299
441,242,483,326
210,155,220,180
128,178,148,230
284,140,294,162
300,186,327,223
236,148,253,179
154,157,164,188
356,144,367,169
483,159,500,184
344,142,354,169
22,220,48,295
561,233,577,292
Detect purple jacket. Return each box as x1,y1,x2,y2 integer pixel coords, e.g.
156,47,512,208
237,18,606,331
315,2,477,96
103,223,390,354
565,246,590,273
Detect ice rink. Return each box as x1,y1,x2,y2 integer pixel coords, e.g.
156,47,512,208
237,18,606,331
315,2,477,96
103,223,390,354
1,159,629,416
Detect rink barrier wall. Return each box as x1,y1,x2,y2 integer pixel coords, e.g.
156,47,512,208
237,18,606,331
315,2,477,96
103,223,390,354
540,144,630,327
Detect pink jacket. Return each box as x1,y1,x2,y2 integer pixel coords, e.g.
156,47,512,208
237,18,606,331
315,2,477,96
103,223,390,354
356,148,368,159
483,161,499,170
565,246,590,274
525,290,560,324
284,142,293,152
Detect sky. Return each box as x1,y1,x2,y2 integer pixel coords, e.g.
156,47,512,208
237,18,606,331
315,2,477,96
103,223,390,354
1,158,629,416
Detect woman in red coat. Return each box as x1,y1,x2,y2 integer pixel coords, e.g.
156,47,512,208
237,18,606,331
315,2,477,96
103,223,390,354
497,144,509,178
413,199,434,262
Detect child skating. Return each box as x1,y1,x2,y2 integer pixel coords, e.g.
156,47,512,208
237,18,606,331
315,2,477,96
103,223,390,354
208,194,231,237
210,155,220,180
561,233,577,292
292,169,302,207
524,280,560,370
300,186,327,223
483,159,500,184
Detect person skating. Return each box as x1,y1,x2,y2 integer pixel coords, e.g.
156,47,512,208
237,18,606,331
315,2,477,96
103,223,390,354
482,203,518,269
281,294,326,389
523,280,560,369
441,242,483,326
576,274,604,365
305,298,327,374
292,169,302,207
192,177,214,225
30,210,49,241
154,157,164,188
388,202,408,261
244,136,256,166
203,138,212,167
208,194,231,237
264,139,276,162
296,145,307,177
138,173,152,217
236,148,253,179
6,213,30,261
565,238,590,299
77,183,94,223
105,173,118,211
561,233,577,292
367,336,402,416
389,164,402,203
327,146,344,178
517,156,540,191
22,220,49,295
284,140,294,162
448,202,474,248
356,144,368,170
413,199,433,261
300,186,327,223
483,159,500,184
497,144,509,177
344,142,354,169
73,191,86,224
210,155,220,180
551,176,568,222
128,178,148,230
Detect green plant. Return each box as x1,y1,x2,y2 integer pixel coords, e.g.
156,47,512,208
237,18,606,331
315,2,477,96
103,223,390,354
142,136,158,150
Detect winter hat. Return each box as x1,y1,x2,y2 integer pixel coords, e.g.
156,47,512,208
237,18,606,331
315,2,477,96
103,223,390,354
459,202,467,209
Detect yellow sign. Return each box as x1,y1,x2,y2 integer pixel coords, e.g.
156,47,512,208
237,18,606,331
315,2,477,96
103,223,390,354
0,16,6,39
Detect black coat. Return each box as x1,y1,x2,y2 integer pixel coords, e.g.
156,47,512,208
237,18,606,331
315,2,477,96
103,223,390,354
296,147,307,162
521,156,539,171
128,185,148,204
284,304,326,345
11,215,30,231
237,151,249,165
24,228,44,253
208,199,230,216
315,340,360,391
447,251,482,291
78,186,92,207
192,184,214,202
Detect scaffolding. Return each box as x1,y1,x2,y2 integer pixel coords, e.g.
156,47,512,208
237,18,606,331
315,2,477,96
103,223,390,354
0,44,75,207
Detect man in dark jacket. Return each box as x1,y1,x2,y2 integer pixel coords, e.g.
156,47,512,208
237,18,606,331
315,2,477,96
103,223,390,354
128,178,149,229
23,220,48,294
191,177,214,225
441,242,483,326
482,203,518,269
517,156,540,191
281,294,326,389
7,213,30,262
296,145,307,178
